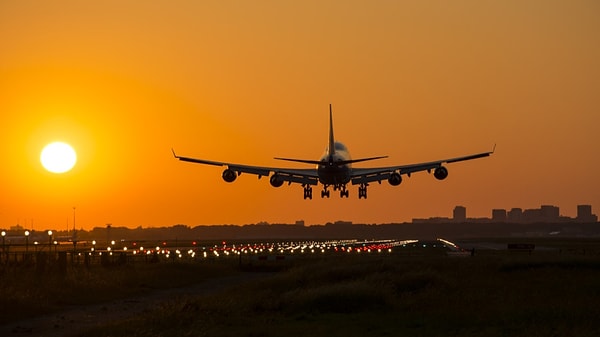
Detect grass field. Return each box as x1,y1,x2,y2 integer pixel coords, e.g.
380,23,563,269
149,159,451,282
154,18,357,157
2,239,600,336
94,243,600,337
0,261,237,325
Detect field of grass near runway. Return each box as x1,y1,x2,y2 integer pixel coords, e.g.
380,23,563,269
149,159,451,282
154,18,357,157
0,262,237,325
87,246,600,337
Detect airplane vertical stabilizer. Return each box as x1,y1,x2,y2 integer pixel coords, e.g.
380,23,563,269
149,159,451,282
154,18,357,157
328,104,335,156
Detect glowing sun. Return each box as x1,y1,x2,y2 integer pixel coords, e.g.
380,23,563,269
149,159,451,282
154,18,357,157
40,142,77,173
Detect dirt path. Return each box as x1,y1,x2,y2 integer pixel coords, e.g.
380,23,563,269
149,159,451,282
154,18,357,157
0,272,271,337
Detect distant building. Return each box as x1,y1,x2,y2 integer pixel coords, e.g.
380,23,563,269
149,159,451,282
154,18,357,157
576,205,598,223
492,209,507,223
10,224,25,232
522,208,542,223
540,205,560,222
411,203,597,225
453,206,466,223
507,208,523,223
295,220,305,227
521,205,560,223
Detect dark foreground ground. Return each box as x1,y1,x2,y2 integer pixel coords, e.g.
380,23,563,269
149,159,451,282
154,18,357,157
2,238,600,337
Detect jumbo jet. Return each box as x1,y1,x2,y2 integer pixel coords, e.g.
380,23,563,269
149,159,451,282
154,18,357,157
172,104,494,199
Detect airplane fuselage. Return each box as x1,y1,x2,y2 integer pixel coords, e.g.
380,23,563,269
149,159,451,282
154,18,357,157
317,141,352,186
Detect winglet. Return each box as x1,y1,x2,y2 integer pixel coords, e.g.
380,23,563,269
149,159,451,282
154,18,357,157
171,148,179,158
491,143,497,154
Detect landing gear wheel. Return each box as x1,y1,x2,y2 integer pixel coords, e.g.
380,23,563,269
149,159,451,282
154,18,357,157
303,185,313,200
321,189,330,198
340,188,349,198
358,184,368,199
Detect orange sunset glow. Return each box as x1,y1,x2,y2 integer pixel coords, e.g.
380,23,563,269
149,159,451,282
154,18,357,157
1,1,598,230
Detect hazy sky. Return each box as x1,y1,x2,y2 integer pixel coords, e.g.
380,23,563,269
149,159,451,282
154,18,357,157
1,1,599,230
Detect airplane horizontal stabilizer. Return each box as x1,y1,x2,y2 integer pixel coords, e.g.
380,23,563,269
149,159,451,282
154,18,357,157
337,156,388,165
274,157,323,165
274,155,387,166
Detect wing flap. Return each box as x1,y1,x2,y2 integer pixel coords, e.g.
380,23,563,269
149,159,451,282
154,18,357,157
228,165,271,177
276,172,319,185
351,172,391,185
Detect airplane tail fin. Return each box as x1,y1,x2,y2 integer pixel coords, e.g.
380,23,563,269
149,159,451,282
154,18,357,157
328,104,335,156
274,104,388,166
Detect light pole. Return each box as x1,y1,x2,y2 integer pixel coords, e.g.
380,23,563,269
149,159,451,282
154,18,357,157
47,230,53,249
1,230,5,263
24,230,30,254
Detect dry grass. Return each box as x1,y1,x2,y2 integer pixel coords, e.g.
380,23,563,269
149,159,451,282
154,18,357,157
4,241,600,336
86,252,600,337
0,260,236,324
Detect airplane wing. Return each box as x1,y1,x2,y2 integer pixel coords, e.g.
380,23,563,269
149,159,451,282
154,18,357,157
172,149,319,186
350,146,495,185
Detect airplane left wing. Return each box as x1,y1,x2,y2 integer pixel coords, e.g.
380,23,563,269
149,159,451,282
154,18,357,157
350,146,495,185
172,149,319,186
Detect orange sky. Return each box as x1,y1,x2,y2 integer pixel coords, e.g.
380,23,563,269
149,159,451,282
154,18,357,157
1,1,599,231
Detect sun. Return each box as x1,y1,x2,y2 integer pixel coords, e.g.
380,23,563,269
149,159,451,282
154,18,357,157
40,142,77,173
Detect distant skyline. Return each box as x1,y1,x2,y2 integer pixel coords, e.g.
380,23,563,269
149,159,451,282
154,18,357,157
414,203,598,224
4,202,597,233
1,1,599,230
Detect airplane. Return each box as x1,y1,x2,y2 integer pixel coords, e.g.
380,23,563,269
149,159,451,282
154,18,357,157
172,104,494,199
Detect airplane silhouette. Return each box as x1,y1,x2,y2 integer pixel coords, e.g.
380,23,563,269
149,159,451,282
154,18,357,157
173,104,494,199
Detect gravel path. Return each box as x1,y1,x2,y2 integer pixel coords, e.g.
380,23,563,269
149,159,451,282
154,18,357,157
0,272,270,337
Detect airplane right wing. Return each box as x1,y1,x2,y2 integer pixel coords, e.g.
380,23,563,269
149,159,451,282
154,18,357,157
172,149,319,186
350,146,495,186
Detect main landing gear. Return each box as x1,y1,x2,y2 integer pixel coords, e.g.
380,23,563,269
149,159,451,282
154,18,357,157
334,184,349,198
358,183,368,199
303,184,313,200
318,184,349,198
308,184,353,199
340,187,349,198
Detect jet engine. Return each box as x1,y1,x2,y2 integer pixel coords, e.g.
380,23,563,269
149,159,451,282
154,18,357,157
434,166,448,180
270,174,284,187
222,169,237,182
388,172,402,186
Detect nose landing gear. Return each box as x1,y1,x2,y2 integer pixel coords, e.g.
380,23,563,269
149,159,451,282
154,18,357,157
321,186,330,198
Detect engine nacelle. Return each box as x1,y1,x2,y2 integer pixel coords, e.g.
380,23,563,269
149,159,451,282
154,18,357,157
388,172,402,186
434,166,448,180
270,174,284,187
222,169,237,183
